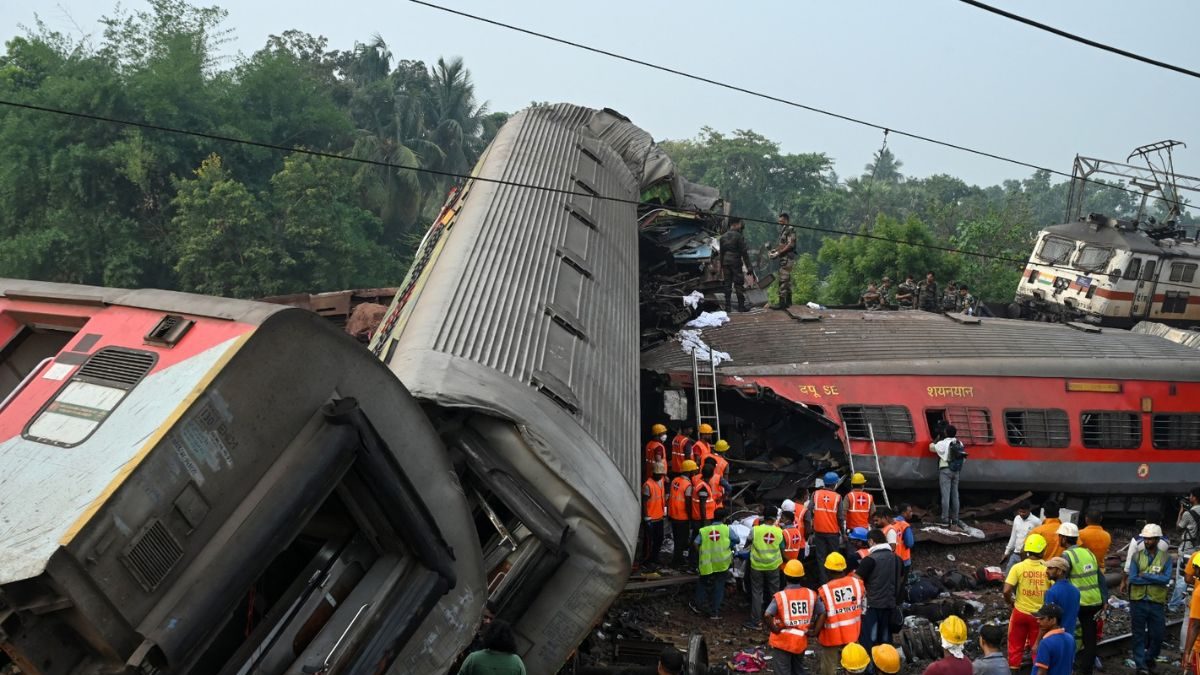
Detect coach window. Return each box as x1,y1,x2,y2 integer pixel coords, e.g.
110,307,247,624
1004,409,1070,448
1152,413,1200,449
1037,236,1074,264
1124,258,1142,281
1162,291,1190,314
932,406,994,445
839,405,915,442
1080,411,1141,449
1169,262,1197,283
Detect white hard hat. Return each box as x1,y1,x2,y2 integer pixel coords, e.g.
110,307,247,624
781,499,796,513
1056,522,1080,538
1141,523,1164,538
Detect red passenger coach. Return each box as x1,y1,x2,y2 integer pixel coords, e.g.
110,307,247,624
642,308,1200,495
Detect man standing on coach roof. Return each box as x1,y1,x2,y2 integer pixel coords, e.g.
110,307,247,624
770,212,797,310
718,217,756,313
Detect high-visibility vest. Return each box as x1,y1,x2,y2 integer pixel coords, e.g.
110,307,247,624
693,440,712,468
710,452,729,483
668,476,692,521
698,523,733,575
768,586,817,653
708,475,724,509
892,520,912,562
855,547,870,559
818,575,866,646
643,477,666,521
1129,548,1169,604
846,490,874,531
812,489,841,534
691,475,717,521
751,524,785,571
782,525,805,561
644,439,666,478
670,434,692,474
1063,545,1102,607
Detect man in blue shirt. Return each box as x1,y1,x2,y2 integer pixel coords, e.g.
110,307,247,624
1033,603,1074,675
1042,557,1081,634
1127,524,1172,675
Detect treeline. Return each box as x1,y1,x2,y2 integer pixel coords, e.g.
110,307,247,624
0,0,1182,301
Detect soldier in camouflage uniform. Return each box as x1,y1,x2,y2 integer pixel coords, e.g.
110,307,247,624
769,213,797,310
956,284,978,315
941,282,959,313
878,276,894,308
896,274,917,309
861,282,882,310
718,217,755,312
918,271,940,312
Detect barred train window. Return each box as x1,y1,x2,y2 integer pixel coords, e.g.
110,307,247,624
944,406,994,445
839,405,915,442
1005,409,1070,448
1169,262,1197,283
1152,414,1200,449
1081,411,1140,449
1162,291,1190,314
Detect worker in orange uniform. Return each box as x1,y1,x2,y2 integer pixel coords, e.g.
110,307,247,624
844,472,875,533
710,439,731,482
691,463,719,525
766,559,825,675
807,471,844,585
781,501,808,567
1078,510,1111,571
645,424,668,480
693,423,715,468
669,460,699,568
817,552,866,675
1029,501,1064,562
640,462,668,569
670,423,695,476
875,507,913,586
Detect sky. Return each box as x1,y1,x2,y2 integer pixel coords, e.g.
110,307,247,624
4,0,1199,188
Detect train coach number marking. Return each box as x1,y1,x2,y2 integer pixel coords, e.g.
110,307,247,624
1137,463,1150,479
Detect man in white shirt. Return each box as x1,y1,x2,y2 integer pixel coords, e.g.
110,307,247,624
1001,501,1042,571
931,425,963,529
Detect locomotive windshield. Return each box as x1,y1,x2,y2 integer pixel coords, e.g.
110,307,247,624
1037,235,1074,264
1075,245,1113,271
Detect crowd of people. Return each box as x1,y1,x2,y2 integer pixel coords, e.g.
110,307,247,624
861,272,978,315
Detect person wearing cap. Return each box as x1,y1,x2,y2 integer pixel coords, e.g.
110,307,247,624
847,527,871,564
693,423,715,468
871,644,902,675
668,460,699,568
923,615,971,675
766,559,825,675
1058,521,1105,675
973,624,1008,675
1029,501,1064,562
844,473,874,533
1121,513,1170,595
709,439,731,484
1033,603,1074,675
746,505,787,630
1127,523,1172,675
841,643,870,675
691,462,720,524
892,503,916,582
1001,501,1042,572
1042,557,1080,635
645,424,669,481
855,528,901,661
640,462,668,569
1003,532,1049,671
818,552,866,675
692,508,739,619
807,472,844,585
781,503,808,567
669,424,696,477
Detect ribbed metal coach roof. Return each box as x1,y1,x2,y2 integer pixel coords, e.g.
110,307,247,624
642,308,1200,381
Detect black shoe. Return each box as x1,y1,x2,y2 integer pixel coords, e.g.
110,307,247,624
742,620,762,630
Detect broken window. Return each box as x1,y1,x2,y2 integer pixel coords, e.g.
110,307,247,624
940,407,994,445
1036,236,1074,264
1075,246,1113,272
1169,262,1197,283
1152,414,1200,449
1081,411,1141,449
1004,409,1069,448
1162,291,1190,314
839,405,914,442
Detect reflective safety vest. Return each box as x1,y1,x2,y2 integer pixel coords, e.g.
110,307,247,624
768,586,818,653
708,475,724,509
691,475,717,521
1063,545,1102,607
1129,548,1169,604
751,524,785,571
643,477,666,521
812,489,842,534
668,476,692,521
846,490,874,531
886,520,912,562
818,575,866,647
710,452,729,483
855,547,870,559
644,439,666,478
670,434,692,474
782,525,805,561
697,523,733,575
693,440,712,468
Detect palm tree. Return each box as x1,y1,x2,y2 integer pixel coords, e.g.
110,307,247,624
424,57,489,178
863,147,904,184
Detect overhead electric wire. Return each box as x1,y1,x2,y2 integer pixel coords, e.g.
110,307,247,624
3,96,1197,294
956,0,1200,81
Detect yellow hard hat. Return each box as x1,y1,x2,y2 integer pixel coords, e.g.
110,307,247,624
871,644,902,674
824,551,848,572
714,439,730,453
939,615,968,645
1023,533,1047,554
851,472,867,485
783,559,805,578
651,423,668,435
840,643,870,672
681,460,699,472
698,423,714,434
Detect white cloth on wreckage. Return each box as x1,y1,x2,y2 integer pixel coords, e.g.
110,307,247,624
683,290,705,309
678,329,731,366
685,311,730,329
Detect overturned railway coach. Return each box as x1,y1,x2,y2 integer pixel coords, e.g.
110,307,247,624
643,309,1200,497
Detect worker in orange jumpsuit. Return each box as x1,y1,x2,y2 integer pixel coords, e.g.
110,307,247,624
669,424,695,477
817,552,866,675
640,461,667,569
668,460,699,568
693,423,715,468
644,424,668,480
766,560,825,675
807,471,844,585
844,472,875,533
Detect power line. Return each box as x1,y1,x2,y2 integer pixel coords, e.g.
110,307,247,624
3,96,1196,294
956,0,1200,80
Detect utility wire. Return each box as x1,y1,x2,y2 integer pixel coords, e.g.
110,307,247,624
4,96,1197,294
956,0,1200,80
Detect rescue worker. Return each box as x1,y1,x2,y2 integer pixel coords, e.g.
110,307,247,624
669,424,695,476
781,505,807,567
841,643,870,675
1004,533,1049,671
692,508,738,619
1058,522,1106,675
693,424,715,469
1182,546,1200,674
640,462,667,569
895,275,917,310
875,508,913,586
861,282,882,310
893,503,916,583
1128,523,1172,675
878,277,894,308
844,473,874,533
956,284,977,315
770,213,797,310
808,472,844,585
1001,501,1042,571
941,282,958,313
710,439,731,483
645,424,668,480
818,552,866,675
668,460,699,568
848,527,871,562
923,616,971,675
718,217,756,313
870,645,902,675
1029,501,1064,562
691,463,719,525
1078,511,1111,571
766,560,825,675
918,271,939,313
746,506,787,630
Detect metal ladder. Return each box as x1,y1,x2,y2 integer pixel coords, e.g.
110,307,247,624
691,350,721,439
841,421,892,509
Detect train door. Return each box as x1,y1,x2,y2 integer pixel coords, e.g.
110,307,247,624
1129,257,1158,319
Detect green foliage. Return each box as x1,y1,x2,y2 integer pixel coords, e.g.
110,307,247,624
818,216,959,305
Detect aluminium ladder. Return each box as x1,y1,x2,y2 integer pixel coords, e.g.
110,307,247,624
840,420,892,509
691,350,721,440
